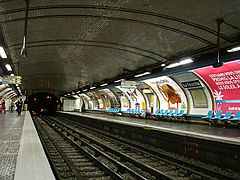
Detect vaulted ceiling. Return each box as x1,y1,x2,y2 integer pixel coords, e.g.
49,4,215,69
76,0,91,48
0,0,240,96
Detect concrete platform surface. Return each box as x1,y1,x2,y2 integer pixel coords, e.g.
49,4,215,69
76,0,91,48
14,112,55,180
60,111,240,145
0,112,24,180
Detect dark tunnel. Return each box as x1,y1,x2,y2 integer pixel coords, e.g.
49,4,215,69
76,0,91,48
26,93,61,115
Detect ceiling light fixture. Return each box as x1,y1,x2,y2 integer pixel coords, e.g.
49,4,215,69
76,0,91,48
114,79,124,83
0,47,7,58
227,45,240,53
166,62,179,68
166,58,193,68
161,64,166,67
5,64,12,71
83,89,88,91
90,86,96,89
100,83,108,87
134,72,151,78
179,58,193,65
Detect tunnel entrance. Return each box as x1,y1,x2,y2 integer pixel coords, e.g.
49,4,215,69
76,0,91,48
26,93,61,115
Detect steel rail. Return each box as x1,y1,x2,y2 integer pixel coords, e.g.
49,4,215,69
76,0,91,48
55,114,239,180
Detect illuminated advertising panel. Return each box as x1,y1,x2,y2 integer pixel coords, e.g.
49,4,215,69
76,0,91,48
117,87,145,110
194,60,240,114
144,76,187,111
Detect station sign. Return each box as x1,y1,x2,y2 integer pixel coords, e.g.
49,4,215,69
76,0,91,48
181,80,202,88
2,75,22,84
121,80,137,89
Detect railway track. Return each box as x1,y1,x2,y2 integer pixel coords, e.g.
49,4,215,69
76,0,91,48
34,115,238,180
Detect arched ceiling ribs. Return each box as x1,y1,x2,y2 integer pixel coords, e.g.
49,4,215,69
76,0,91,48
11,39,169,62
13,42,168,63
0,87,7,94
2,91,13,98
0,86,9,94
0,89,12,97
0,5,232,42
2,15,216,46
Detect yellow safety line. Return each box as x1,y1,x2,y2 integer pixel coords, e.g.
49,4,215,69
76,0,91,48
0,152,17,155
0,140,19,143
143,127,151,130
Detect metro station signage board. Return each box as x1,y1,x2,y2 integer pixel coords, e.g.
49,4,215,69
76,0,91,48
121,80,137,89
194,60,240,114
2,75,22,84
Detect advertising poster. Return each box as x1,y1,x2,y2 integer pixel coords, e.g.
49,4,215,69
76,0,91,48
91,92,104,109
79,94,93,109
194,60,240,114
111,88,129,111
101,89,121,108
87,92,98,109
144,76,187,111
117,87,145,110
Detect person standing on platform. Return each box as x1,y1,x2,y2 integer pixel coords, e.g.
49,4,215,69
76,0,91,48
16,99,23,115
10,101,15,112
81,102,85,112
1,100,6,113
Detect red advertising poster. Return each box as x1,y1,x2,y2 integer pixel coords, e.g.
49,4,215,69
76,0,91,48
194,60,240,114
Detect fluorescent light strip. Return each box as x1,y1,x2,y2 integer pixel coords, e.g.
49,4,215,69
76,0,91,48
100,83,108,87
179,58,193,65
166,58,193,68
114,79,124,83
227,46,240,53
0,47,7,58
166,63,179,68
90,87,96,89
134,72,151,78
83,89,88,91
5,64,12,71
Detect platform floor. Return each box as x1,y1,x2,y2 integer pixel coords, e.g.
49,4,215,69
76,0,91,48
0,111,55,180
60,111,240,145
0,112,24,180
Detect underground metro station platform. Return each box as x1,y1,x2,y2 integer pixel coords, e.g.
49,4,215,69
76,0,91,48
0,0,240,179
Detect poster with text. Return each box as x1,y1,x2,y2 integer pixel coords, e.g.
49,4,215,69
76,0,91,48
194,60,240,114
144,76,187,111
